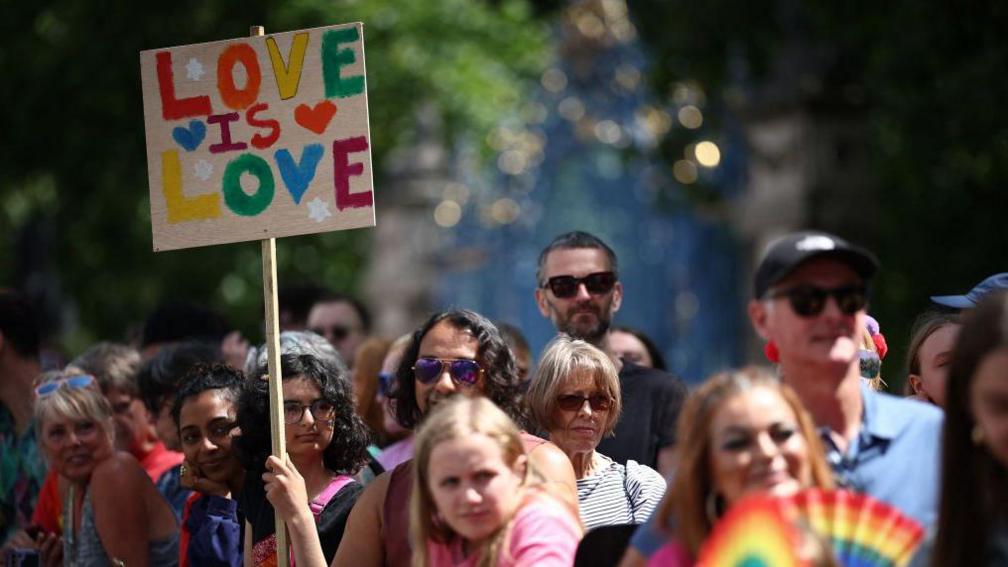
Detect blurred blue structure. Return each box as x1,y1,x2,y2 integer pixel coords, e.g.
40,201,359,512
429,19,746,383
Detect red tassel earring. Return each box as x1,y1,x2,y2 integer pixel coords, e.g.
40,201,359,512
763,341,780,363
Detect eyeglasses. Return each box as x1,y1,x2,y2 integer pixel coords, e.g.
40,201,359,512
35,375,95,398
556,393,613,412
767,285,868,317
309,324,355,341
412,357,482,387
377,371,395,397
283,399,336,425
542,271,617,299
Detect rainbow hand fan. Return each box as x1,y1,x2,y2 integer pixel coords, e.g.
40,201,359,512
784,489,925,567
696,495,811,567
696,489,925,567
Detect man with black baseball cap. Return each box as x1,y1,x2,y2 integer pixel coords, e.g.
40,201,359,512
747,230,942,529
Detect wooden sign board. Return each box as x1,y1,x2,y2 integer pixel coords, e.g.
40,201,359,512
140,22,374,251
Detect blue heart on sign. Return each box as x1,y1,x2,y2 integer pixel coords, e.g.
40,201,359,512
172,120,206,151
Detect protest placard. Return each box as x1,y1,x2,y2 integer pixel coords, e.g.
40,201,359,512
140,22,374,251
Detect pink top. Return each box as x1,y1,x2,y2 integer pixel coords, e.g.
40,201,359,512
376,436,415,472
425,495,580,567
648,539,693,567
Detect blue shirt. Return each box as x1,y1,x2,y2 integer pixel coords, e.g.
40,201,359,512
629,384,944,556
820,385,943,529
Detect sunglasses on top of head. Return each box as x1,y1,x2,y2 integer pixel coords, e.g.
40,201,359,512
542,271,617,298
412,357,483,387
35,374,95,398
767,284,869,317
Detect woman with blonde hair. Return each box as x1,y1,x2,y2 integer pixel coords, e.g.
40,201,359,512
526,335,666,529
34,368,179,565
410,397,582,567
647,367,834,565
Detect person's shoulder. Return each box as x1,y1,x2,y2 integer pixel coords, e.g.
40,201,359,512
352,465,396,516
869,389,944,424
624,460,666,487
515,490,580,531
91,452,149,495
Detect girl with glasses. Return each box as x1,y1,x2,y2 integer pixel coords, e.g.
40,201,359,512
526,335,666,530
235,351,371,566
411,397,582,567
33,368,179,566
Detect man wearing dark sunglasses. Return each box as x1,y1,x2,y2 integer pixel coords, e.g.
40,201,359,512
747,230,943,529
534,231,687,477
307,291,371,369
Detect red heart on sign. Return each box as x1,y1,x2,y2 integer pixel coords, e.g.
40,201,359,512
294,101,338,134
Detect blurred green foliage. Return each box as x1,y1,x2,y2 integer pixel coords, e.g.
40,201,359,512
628,0,1008,389
0,0,549,352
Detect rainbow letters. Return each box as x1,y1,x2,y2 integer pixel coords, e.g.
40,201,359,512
140,23,374,251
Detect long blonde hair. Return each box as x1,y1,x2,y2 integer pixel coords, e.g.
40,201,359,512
410,397,531,567
655,366,834,555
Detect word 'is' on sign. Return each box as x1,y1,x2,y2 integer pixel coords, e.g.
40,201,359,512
139,22,374,252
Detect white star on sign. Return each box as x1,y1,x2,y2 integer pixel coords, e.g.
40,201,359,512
185,57,206,81
307,197,332,223
193,159,213,181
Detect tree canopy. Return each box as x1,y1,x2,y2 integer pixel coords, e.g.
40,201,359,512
0,0,549,349
627,0,1008,385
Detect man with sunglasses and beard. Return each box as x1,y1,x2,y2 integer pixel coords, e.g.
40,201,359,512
307,291,371,369
746,231,943,528
535,231,687,476
331,309,577,567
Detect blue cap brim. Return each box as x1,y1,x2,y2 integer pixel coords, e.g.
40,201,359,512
929,294,975,308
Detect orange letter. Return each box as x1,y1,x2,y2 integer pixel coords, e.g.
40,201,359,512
217,43,261,110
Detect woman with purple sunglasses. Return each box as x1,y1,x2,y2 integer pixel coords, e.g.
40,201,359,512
527,335,666,530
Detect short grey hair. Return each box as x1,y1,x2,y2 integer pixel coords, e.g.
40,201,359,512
245,331,348,378
526,334,622,435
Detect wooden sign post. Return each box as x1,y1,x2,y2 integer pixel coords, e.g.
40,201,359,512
139,22,375,566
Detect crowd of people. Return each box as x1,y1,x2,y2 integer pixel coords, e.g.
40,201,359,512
0,229,1005,566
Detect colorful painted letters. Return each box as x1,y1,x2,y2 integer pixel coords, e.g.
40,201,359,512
140,22,374,251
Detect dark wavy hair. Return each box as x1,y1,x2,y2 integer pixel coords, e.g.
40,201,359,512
235,353,371,475
391,309,526,430
932,291,1008,566
170,362,244,429
141,341,223,415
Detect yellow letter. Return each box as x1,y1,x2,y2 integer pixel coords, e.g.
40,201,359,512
266,33,309,100
161,150,221,223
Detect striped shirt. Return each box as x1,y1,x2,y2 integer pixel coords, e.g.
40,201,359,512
576,455,666,530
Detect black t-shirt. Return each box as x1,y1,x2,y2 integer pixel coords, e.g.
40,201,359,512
240,471,363,563
596,360,687,469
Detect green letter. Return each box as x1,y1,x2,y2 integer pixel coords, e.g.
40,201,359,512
321,27,365,98
222,154,275,216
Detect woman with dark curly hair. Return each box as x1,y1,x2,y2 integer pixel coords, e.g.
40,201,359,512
235,349,371,566
390,310,529,431
331,309,576,567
